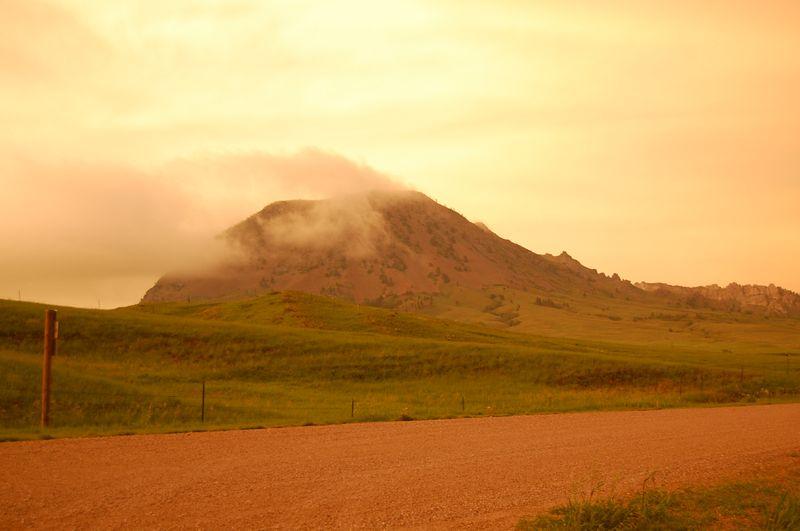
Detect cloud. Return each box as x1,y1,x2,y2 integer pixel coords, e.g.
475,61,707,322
0,148,403,307
165,147,402,212
254,194,392,259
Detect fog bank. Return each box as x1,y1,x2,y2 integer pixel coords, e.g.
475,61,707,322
0,148,402,307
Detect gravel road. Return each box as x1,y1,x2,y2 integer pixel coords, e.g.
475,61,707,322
1,403,799,529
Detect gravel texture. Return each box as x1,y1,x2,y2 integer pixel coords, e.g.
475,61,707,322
1,403,799,529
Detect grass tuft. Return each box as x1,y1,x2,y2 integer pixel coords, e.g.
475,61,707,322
519,476,677,530
767,493,800,530
519,468,800,530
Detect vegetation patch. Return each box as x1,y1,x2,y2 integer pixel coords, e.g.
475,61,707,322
519,467,800,530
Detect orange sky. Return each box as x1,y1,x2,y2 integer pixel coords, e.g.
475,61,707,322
1,0,799,307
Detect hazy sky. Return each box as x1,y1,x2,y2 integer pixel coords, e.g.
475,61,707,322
2,0,799,307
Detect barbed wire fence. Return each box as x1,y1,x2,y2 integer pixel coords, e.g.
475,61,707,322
1,381,462,430
3,372,799,434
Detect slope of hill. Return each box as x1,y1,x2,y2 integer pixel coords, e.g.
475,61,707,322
135,290,531,344
137,289,800,353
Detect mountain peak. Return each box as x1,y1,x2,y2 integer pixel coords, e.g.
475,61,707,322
143,191,634,304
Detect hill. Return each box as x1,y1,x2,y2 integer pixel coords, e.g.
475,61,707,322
1,293,799,440
142,190,800,321
142,190,642,305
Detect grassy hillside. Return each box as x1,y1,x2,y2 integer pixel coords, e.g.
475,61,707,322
425,284,800,351
1,293,799,440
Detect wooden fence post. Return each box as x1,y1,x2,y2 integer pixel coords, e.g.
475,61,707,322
201,381,206,423
41,309,57,428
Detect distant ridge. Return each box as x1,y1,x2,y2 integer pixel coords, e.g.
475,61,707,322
636,282,800,316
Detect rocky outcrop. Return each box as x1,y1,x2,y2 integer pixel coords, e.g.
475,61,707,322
635,282,800,316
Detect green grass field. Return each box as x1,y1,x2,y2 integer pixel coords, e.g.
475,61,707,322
1,291,799,441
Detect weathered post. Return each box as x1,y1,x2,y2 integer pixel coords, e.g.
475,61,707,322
41,309,57,428
351,399,355,418
201,381,206,423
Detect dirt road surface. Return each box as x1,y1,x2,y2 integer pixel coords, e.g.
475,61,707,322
1,404,799,529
